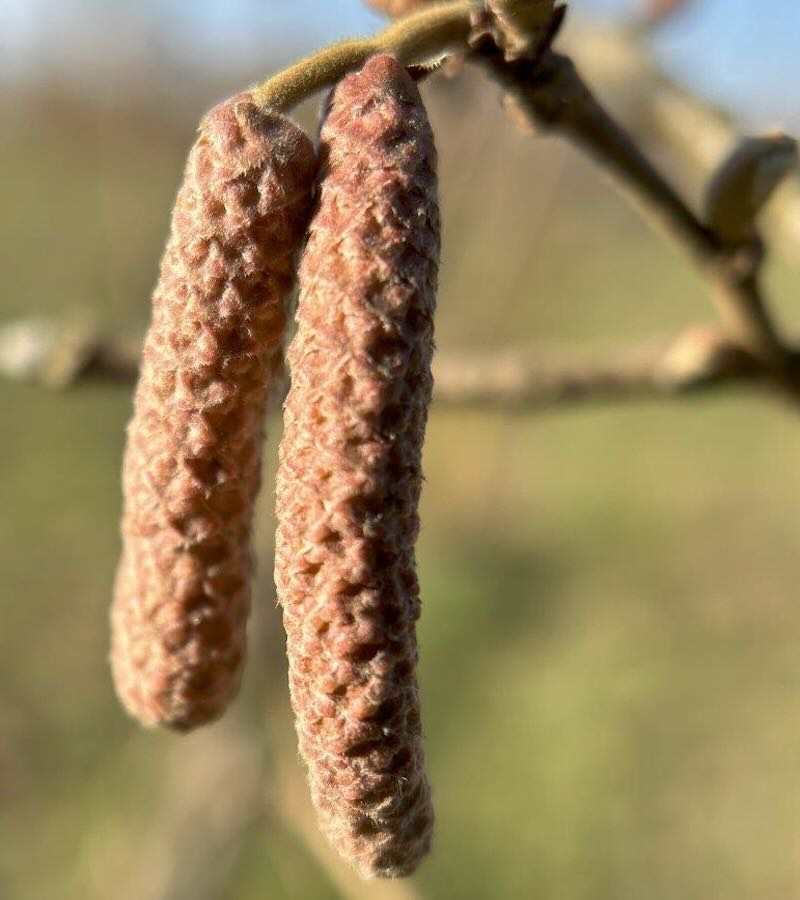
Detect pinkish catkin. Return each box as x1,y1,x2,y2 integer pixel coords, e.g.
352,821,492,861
111,93,316,731
274,55,440,878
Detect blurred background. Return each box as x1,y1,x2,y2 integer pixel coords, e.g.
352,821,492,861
2,1,800,897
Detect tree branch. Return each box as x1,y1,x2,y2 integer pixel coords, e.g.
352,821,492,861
432,328,769,410
5,8,797,415
472,45,791,371
2,316,794,412
563,24,800,266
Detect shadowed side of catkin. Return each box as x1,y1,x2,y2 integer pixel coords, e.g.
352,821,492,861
274,56,440,878
111,94,316,730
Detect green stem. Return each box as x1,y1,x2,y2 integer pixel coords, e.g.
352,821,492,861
252,0,476,112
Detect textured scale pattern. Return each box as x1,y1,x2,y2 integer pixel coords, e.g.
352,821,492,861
111,93,316,731
275,55,440,878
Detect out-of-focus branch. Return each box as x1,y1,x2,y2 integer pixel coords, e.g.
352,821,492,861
473,45,792,372
0,318,140,388
3,316,796,412
432,327,771,410
563,25,800,263
103,721,267,900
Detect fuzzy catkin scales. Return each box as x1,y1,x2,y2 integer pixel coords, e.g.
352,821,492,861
111,94,316,730
275,56,440,878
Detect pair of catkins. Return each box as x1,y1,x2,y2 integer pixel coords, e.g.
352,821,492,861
110,55,438,879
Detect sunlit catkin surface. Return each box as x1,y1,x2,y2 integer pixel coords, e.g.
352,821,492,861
275,55,440,878
111,94,316,731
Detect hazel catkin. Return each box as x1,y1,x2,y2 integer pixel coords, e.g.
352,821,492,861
111,93,316,731
274,55,440,878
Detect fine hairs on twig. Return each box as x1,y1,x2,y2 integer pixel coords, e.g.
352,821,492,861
274,55,440,878
251,1,474,112
110,94,317,730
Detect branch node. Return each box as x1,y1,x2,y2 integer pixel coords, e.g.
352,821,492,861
469,0,567,62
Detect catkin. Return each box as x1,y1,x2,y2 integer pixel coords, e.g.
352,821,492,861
111,93,316,731
275,55,440,878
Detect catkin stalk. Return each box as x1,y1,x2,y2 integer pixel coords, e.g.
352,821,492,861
275,55,440,878
111,93,316,731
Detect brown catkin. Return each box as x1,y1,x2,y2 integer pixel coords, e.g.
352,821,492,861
111,93,316,731
274,55,440,878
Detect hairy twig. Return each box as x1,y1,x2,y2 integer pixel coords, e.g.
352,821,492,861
252,0,474,111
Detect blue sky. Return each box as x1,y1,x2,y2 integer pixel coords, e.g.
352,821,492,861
1,0,798,128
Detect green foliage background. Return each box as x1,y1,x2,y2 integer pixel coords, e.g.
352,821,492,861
2,67,800,899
